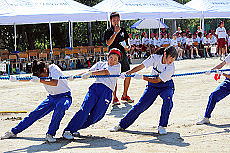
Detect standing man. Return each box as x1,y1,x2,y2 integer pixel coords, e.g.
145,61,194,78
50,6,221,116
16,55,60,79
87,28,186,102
104,12,134,105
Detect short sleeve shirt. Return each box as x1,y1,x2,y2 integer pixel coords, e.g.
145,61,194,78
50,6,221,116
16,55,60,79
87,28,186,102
43,64,71,95
142,37,149,45
142,54,175,82
161,38,170,45
90,61,121,91
154,38,162,47
104,26,129,54
186,38,193,46
202,37,210,45
170,39,178,47
215,27,227,38
210,36,217,45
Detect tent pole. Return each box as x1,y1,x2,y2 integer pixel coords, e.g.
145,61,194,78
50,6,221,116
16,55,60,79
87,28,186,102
14,23,17,51
202,11,205,33
148,28,150,38
199,17,202,29
49,22,53,59
88,22,93,46
71,22,73,48
107,12,110,29
173,19,177,33
69,20,71,48
158,19,161,38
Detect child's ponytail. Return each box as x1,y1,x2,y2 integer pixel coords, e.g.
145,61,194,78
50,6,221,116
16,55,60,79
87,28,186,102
155,46,178,59
155,47,165,55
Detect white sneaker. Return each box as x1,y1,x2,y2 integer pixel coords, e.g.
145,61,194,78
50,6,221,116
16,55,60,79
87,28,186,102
158,126,167,135
197,55,201,58
109,125,124,132
45,134,56,143
1,131,17,140
191,55,194,59
196,117,210,125
63,131,74,140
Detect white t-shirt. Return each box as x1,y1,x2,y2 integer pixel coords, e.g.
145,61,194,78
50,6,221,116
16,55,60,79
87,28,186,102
142,54,175,82
89,61,121,91
154,38,161,47
149,38,154,45
210,35,217,45
186,38,193,46
44,64,71,95
182,37,187,44
161,38,170,45
142,37,149,45
197,36,203,44
177,37,182,43
193,38,198,42
129,38,135,46
170,39,178,47
215,27,227,39
228,37,230,46
134,38,141,46
202,37,211,45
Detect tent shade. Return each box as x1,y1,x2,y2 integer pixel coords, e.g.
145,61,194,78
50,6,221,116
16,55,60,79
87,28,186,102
93,0,200,19
131,19,168,29
0,0,106,25
185,0,230,18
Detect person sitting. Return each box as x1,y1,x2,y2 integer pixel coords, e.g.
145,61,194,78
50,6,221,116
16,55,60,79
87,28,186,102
186,33,201,59
202,33,211,57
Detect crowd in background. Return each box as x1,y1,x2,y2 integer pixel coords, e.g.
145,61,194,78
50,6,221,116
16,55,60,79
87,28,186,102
129,23,230,61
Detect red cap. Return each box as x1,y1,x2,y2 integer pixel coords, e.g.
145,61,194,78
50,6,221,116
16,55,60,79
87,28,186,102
109,48,121,58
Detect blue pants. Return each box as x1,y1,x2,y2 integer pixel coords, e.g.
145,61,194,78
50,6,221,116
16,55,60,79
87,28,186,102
12,92,72,136
64,83,112,133
205,79,230,118
120,81,174,129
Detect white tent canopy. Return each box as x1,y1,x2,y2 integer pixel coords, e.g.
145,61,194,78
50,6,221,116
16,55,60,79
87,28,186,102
93,0,200,19
0,0,106,25
185,0,230,18
131,19,169,29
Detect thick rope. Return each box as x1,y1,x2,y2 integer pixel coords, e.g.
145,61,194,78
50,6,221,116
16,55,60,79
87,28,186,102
0,69,230,80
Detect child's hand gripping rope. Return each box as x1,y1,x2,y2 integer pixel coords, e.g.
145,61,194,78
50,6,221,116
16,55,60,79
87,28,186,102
81,72,92,79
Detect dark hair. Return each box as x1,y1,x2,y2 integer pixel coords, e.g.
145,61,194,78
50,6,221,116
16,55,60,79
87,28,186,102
155,46,178,59
197,32,202,37
32,60,47,76
187,33,192,38
219,21,224,26
110,12,120,20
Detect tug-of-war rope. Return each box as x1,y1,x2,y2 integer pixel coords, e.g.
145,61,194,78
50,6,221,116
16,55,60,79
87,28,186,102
0,69,230,81
0,69,229,114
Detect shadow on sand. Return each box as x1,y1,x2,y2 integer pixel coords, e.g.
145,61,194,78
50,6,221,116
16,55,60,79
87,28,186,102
122,130,190,147
107,103,132,118
4,130,190,153
3,137,71,153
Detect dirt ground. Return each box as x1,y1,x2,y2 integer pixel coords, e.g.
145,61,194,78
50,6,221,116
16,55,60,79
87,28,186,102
0,57,230,153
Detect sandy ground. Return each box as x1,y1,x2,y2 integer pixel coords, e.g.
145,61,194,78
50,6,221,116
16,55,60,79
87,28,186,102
0,57,230,153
